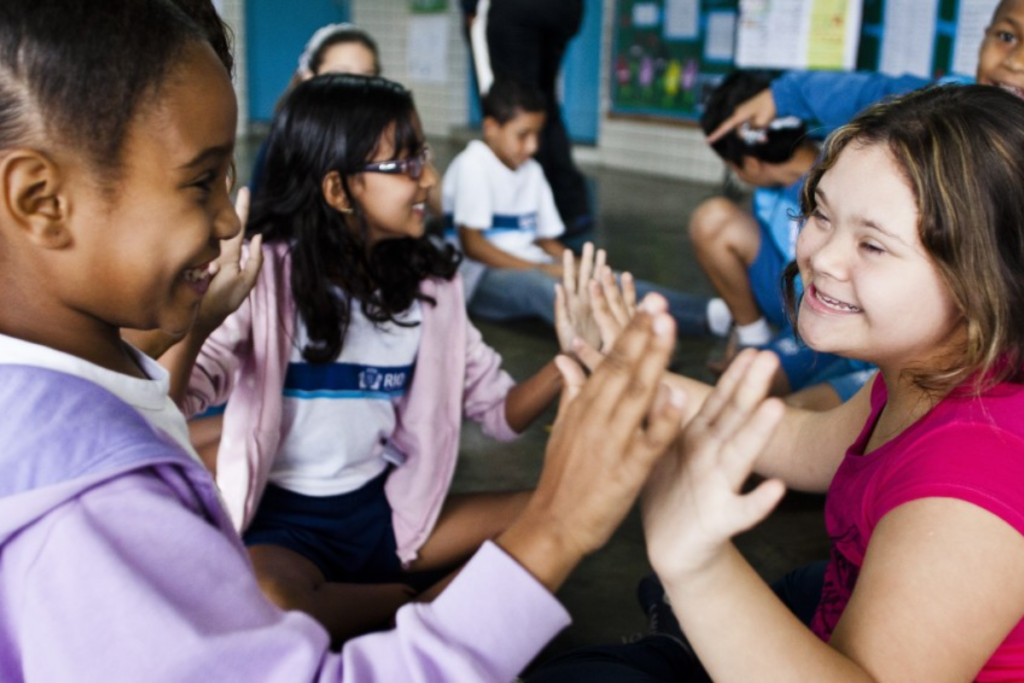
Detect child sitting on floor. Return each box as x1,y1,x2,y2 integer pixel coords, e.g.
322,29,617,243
694,71,875,410
0,1,685,678
443,77,711,336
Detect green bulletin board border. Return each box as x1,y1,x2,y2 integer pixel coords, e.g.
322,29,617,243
610,0,969,123
610,0,738,123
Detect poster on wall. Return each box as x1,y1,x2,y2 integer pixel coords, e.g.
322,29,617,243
611,0,738,121
407,14,450,82
735,0,862,70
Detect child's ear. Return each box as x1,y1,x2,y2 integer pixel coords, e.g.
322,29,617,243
321,170,354,214
0,150,71,249
482,116,499,139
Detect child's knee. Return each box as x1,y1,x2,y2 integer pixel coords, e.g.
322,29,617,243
688,197,748,248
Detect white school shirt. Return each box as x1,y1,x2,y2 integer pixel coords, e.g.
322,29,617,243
442,140,565,297
0,333,201,463
271,298,422,497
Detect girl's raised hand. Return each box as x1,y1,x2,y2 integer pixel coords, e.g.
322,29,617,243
499,294,685,590
567,265,640,372
554,242,605,355
194,187,264,334
642,349,786,583
705,87,777,144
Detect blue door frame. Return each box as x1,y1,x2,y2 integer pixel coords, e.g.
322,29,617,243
246,0,351,125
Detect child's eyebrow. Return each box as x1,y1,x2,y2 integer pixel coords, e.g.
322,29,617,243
178,144,234,170
816,186,908,244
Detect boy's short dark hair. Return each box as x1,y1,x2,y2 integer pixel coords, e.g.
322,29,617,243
482,77,546,124
702,70,808,166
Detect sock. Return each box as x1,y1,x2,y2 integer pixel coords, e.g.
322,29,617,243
706,298,733,337
735,317,772,347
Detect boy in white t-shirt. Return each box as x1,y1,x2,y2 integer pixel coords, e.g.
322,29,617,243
443,78,708,332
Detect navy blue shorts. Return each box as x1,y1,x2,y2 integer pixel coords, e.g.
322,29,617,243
243,469,404,584
748,222,789,329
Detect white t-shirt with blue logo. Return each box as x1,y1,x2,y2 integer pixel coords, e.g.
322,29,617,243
442,139,565,297
271,298,422,497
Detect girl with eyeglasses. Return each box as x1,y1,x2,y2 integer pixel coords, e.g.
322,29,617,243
163,74,570,646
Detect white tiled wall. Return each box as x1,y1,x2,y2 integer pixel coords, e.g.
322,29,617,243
230,0,725,185
219,0,249,135
352,2,470,139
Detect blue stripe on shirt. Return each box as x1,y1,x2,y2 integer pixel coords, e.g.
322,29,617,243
283,361,415,399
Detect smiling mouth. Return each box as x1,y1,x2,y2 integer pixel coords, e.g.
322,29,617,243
184,263,213,288
812,285,862,313
996,82,1024,99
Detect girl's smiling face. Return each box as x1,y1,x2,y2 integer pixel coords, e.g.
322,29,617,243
62,42,239,339
341,122,436,246
795,143,964,374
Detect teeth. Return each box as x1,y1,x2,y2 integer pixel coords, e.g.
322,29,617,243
998,83,1024,99
184,265,211,283
815,289,861,312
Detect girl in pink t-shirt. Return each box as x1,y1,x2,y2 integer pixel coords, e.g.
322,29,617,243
639,83,1024,682
538,82,1024,682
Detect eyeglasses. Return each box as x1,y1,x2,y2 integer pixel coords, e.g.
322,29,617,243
361,146,433,180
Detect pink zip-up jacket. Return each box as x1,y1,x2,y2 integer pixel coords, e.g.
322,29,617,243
184,241,518,564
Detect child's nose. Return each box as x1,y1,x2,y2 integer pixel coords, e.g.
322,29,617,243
808,230,850,280
419,162,439,189
1005,43,1024,71
213,195,242,242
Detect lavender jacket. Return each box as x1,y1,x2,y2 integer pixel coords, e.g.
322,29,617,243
0,365,569,681
184,242,518,563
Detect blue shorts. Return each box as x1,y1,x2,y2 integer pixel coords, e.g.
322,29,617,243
748,222,789,329
243,468,403,583
765,328,875,401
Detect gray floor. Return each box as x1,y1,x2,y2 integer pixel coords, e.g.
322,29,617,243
429,139,831,663
237,133,830,665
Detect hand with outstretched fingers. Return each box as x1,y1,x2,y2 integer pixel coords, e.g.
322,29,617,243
642,348,787,583
705,88,777,144
193,187,264,334
566,263,639,372
554,241,605,355
498,294,686,591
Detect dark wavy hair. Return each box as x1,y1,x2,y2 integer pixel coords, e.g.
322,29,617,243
248,74,460,364
786,85,1024,395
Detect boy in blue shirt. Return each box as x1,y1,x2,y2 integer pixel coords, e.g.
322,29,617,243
695,71,874,410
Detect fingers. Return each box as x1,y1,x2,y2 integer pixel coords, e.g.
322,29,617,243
621,272,637,315
242,233,264,284
572,337,605,372
585,296,674,436
706,88,776,144
589,280,624,352
734,477,786,533
577,242,595,293
562,248,577,295
707,112,745,145
703,350,779,441
719,396,783,483
554,354,586,417
234,186,250,226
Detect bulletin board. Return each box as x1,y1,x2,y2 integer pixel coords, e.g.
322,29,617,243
610,0,740,122
610,0,996,123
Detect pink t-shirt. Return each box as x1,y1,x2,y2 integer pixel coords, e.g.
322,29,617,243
812,375,1024,680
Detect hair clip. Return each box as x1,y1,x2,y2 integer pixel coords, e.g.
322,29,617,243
737,116,804,146
297,22,372,75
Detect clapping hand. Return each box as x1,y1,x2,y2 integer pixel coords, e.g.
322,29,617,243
643,349,786,582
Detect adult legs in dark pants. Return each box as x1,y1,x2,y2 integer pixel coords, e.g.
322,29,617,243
524,561,828,682
474,0,593,240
